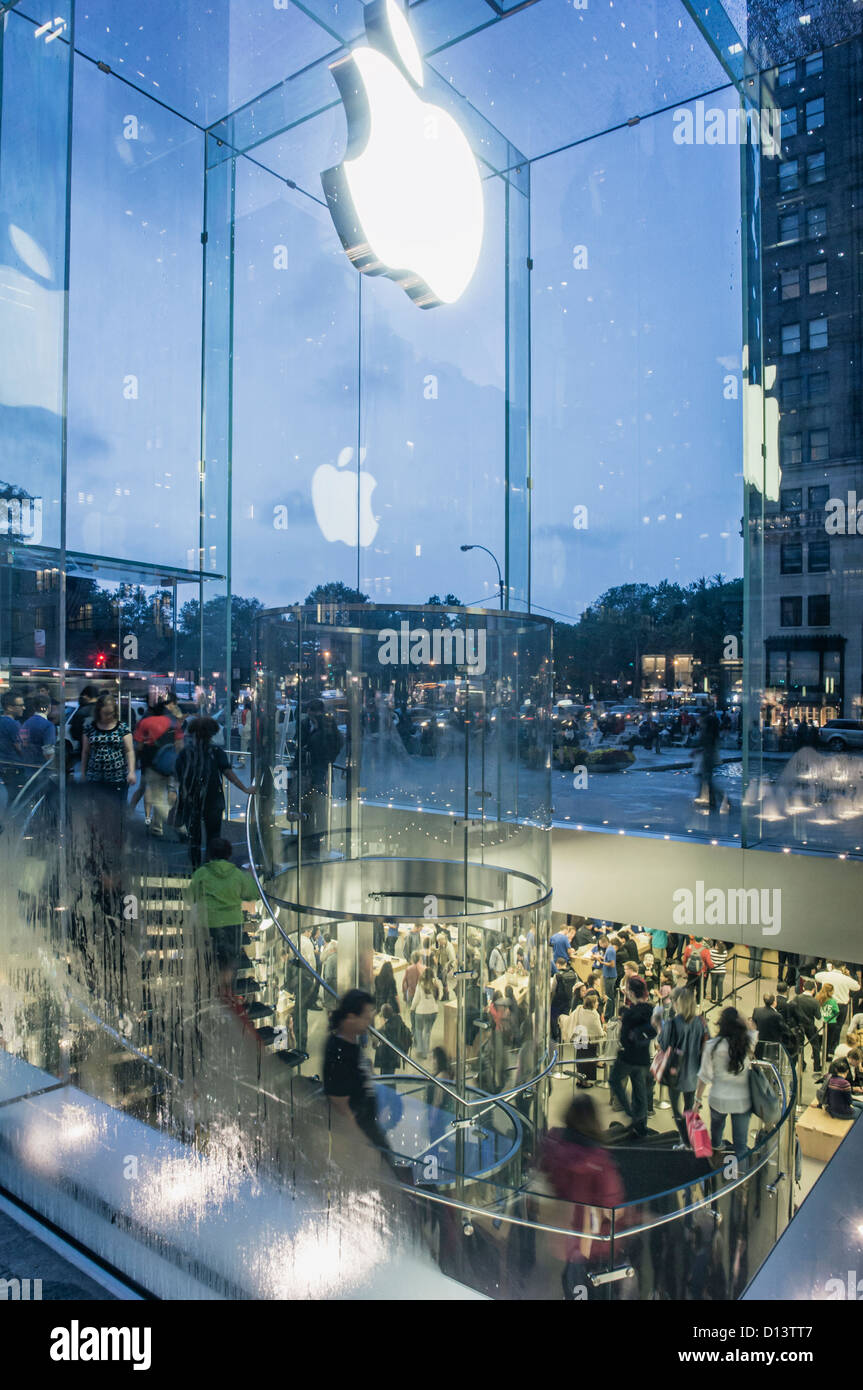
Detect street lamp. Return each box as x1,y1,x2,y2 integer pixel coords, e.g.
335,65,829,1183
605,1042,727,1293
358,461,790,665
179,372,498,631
460,543,504,610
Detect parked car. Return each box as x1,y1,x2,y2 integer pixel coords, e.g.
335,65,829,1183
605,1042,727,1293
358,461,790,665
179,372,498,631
818,719,863,753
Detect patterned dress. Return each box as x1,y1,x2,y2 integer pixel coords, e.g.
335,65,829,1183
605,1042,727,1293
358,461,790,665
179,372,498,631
84,720,130,788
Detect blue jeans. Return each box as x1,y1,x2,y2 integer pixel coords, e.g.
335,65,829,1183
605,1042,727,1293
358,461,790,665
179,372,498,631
610,1059,649,1135
414,1012,436,1055
710,1108,750,1155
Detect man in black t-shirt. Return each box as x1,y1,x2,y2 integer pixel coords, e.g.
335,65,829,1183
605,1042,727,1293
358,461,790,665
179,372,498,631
324,989,391,1156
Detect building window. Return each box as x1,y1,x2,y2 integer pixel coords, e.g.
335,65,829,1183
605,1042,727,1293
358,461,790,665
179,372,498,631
778,158,799,193
781,267,800,299
35,569,59,592
808,484,829,509
808,261,827,294
67,604,94,631
782,376,801,404
808,538,830,572
804,51,823,77
781,597,803,627
781,106,799,140
809,429,829,462
782,432,803,466
805,96,825,131
808,594,830,626
808,371,829,400
781,487,803,511
778,60,797,86
779,211,800,243
789,649,820,690
807,150,826,183
782,323,801,354
807,205,827,238
781,540,803,574
808,317,828,351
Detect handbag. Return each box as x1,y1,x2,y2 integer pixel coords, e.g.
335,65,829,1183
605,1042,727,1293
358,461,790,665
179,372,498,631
650,1045,672,1082
685,1108,713,1158
749,1063,782,1125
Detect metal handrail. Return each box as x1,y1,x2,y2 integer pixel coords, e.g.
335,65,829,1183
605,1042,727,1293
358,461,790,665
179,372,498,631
244,795,558,1110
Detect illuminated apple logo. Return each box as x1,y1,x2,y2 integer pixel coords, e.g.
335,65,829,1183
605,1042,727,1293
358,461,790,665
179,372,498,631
312,446,379,547
321,0,485,309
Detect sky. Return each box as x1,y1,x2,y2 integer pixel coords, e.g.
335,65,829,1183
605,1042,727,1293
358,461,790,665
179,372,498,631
1,0,748,624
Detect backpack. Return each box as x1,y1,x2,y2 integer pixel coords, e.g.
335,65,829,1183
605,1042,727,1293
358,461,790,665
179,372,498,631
685,950,703,976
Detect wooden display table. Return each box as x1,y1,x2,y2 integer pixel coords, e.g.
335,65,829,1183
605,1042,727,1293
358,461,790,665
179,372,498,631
796,1100,855,1163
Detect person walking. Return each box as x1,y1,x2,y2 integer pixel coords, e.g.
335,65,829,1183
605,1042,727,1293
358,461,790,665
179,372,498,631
609,978,653,1137
80,691,135,800
596,934,618,1018
186,837,259,996
175,715,255,870
550,954,577,1042
132,698,182,835
324,989,399,1168
694,1007,757,1157
373,1003,412,1074
539,1095,625,1300
660,985,709,1148
412,966,441,1058
682,934,712,1005
708,940,728,1004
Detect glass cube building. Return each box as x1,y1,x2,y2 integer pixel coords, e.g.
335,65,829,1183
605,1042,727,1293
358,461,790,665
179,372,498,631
0,0,862,1302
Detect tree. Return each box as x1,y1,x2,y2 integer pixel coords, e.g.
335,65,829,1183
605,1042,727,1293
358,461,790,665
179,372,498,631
304,582,368,605
426,593,463,607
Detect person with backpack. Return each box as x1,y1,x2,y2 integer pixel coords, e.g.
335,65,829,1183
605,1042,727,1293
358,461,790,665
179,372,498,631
176,716,255,870
694,1007,757,1156
609,978,654,1137
132,698,183,836
682,935,712,1004
660,985,709,1148
299,697,343,858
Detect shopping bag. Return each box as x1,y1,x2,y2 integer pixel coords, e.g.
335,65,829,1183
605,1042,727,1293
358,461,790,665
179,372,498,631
685,1108,713,1158
650,1045,672,1082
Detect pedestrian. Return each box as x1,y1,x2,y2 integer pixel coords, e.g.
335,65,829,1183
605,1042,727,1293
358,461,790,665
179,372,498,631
595,934,618,1018
0,689,26,809
694,1007,757,1156
323,989,397,1165
539,1095,625,1300
20,692,56,770
175,715,255,870
814,963,862,1050
816,981,841,1060
185,837,259,996
373,1003,412,1074
609,978,653,1137
568,989,605,1083
489,938,508,979
551,954,577,1041
660,985,709,1148
708,940,728,1003
66,685,100,773
412,966,441,1057
80,691,135,799
795,976,822,1071
374,958,400,1017
383,921,399,956
682,934,712,1004
131,698,182,836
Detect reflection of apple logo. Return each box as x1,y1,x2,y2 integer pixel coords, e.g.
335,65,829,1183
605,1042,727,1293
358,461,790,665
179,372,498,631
322,0,484,309
742,346,780,501
312,446,379,547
